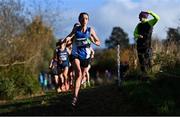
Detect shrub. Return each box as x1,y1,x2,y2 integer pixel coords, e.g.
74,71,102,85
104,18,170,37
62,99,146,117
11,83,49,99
0,77,16,100
0,66,41,100
14,74,41,96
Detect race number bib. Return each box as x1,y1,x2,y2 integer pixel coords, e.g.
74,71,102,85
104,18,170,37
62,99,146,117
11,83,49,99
59,52,67,61
76,38,89,47
60,56,67,61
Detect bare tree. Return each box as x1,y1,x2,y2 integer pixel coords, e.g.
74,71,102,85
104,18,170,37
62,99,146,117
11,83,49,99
0,0,27,66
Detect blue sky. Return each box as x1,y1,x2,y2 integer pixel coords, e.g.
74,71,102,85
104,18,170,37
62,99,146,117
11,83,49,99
22,0,180,48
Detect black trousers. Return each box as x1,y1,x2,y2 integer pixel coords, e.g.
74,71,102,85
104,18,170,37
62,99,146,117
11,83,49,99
137,47,152,73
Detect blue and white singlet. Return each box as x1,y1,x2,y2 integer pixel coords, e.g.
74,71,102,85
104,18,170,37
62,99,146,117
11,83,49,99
56,48,69,68
72,26,91,60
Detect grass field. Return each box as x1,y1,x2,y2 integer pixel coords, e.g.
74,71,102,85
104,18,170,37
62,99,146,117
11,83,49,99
0,66,180,115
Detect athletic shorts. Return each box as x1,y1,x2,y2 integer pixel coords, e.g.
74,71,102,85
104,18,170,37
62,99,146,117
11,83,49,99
69,54,74,63
58,61,69,69
71,55,91,68
51,68,58,75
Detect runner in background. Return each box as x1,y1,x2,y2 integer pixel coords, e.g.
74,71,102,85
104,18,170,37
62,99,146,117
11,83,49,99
81,46,95,88
56,39,70,92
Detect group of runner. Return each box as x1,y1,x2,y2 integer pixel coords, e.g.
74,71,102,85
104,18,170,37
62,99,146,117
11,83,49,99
49,12,100,106
49,37,95,93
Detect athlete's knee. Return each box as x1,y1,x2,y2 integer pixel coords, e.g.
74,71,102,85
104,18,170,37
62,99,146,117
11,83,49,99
63,74,68,80
75,70,82,78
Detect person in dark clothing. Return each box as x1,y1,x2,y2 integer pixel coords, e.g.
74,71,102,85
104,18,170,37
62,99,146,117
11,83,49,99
134,10,160,73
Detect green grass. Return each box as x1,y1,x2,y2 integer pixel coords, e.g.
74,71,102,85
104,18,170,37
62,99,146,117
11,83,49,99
0,66,180,115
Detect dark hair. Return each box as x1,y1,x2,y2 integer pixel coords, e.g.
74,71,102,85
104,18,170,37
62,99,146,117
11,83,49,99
73,23,80,28
78,12,89,22
139,11,149,19
56,39,64,46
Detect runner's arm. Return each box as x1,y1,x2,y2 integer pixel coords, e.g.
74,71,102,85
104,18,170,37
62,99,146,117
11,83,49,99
66,46,72,55
49,59,53,69
63,27,77,44
90,27,101,46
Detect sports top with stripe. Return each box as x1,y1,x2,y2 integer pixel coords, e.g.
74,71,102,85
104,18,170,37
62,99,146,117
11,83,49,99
71,26,91,60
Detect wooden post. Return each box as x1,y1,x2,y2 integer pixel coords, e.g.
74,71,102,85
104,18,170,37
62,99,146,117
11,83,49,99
117,44,121,87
